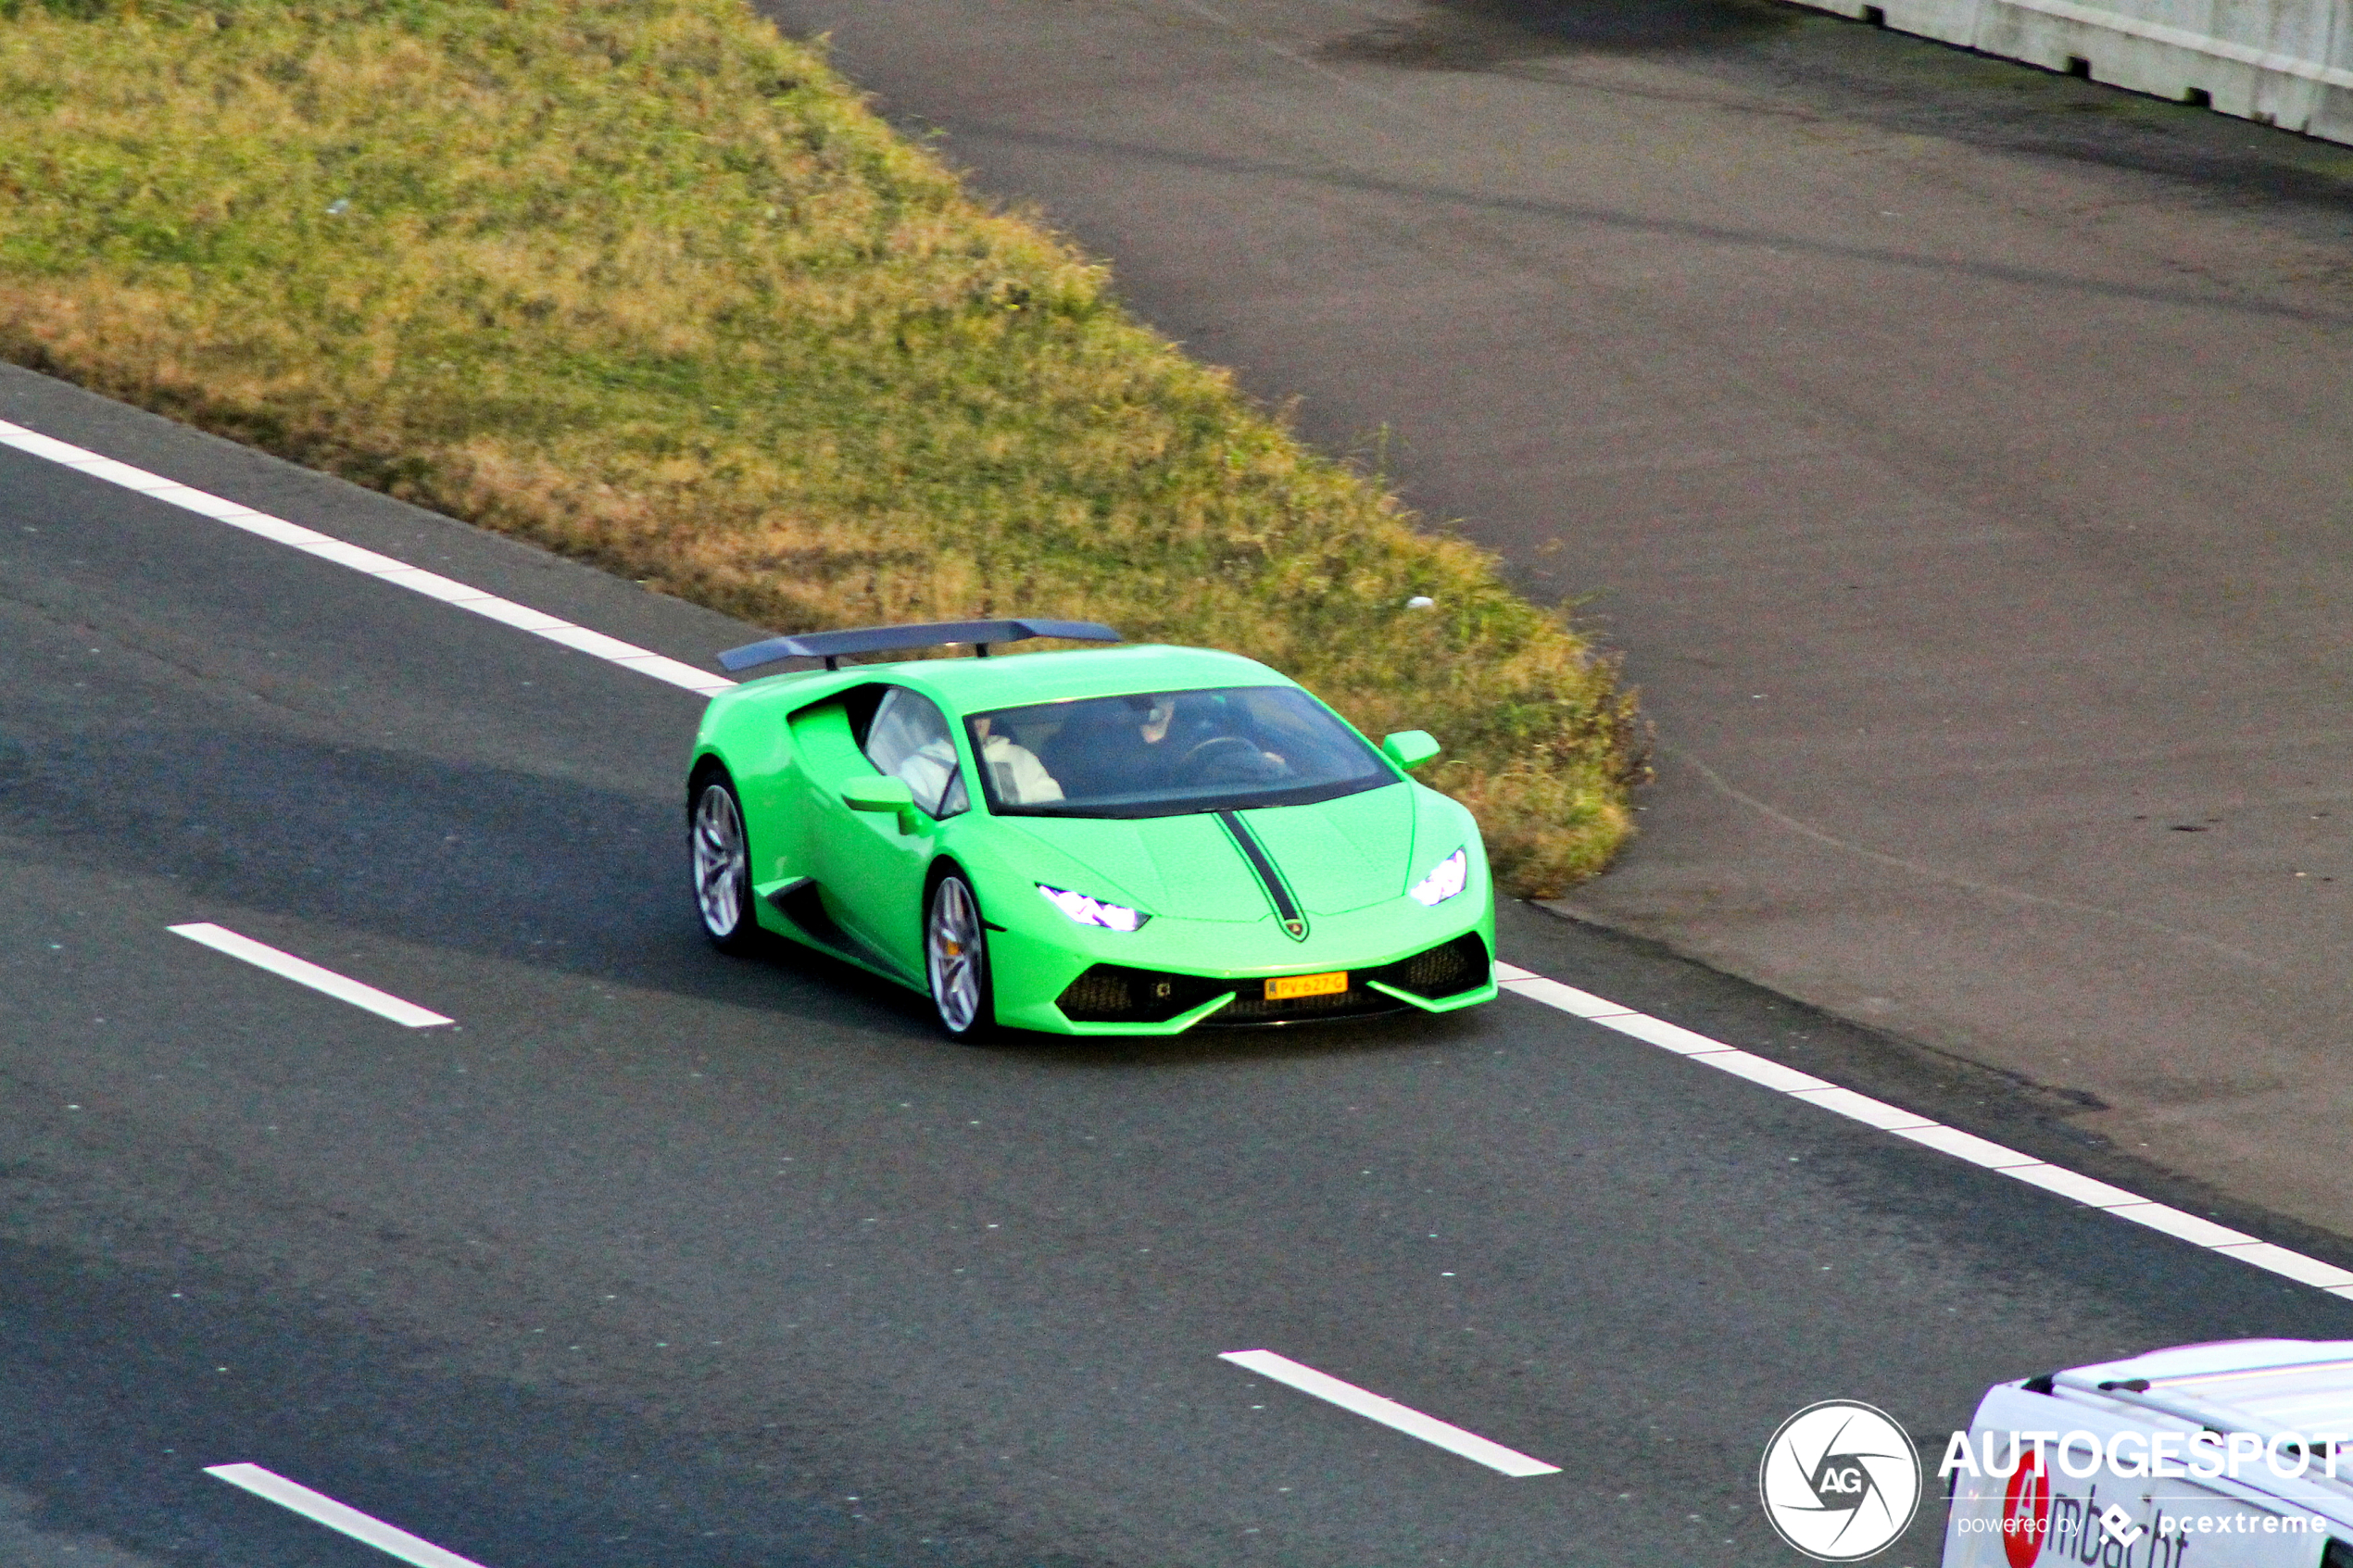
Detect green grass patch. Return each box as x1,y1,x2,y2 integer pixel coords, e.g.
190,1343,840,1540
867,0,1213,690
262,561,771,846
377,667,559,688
0,0,1644,894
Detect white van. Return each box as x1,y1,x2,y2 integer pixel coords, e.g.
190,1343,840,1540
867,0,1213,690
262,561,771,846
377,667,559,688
1942,1340,2353,1567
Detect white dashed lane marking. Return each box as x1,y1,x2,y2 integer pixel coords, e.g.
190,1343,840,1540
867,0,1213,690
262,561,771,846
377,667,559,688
170,922,453,1028
207,1464,496,1568
12,414,2353,1305
1491,961,2353,1301
1220,1350,1561,1477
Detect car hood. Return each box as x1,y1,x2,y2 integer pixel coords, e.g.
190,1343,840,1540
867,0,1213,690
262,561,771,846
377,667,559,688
999,783,1433,922
1239,784,1423,914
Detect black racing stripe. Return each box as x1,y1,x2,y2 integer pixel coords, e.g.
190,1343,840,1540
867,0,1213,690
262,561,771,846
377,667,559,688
1218,810,1301,925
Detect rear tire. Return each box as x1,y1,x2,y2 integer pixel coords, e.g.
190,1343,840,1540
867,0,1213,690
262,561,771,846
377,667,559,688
690,770,759,954
925,872,996,1042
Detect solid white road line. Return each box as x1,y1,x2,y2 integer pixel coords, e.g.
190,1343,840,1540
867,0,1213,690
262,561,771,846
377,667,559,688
1220,1349,1562,1477
1492,972,2353,1302
169,922,453,1028
12,415,2348,1306
206,1464,495,1568
0,419,736,698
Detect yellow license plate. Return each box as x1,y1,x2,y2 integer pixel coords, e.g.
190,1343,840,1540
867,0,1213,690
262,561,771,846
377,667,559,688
1265,971,1348,1000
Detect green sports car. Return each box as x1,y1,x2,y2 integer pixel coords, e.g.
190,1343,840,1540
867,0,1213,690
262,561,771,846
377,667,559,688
686,618,1496,1039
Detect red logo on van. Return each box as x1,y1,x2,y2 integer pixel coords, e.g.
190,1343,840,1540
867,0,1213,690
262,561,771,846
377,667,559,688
2002,1447,2053,1568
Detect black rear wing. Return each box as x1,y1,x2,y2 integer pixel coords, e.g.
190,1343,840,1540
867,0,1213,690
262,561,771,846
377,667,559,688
718,618,1120,673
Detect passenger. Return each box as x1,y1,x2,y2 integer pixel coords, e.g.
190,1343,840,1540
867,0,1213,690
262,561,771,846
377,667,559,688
971,715,1063,804
863,688,963,814
889,733,963,814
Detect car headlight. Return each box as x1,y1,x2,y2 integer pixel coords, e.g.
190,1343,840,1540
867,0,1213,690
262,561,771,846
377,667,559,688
1408,847,1468,908
1038,884,1151,932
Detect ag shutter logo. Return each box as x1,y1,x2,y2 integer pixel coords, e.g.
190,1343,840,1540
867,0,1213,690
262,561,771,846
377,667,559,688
1758,1400,1923,1561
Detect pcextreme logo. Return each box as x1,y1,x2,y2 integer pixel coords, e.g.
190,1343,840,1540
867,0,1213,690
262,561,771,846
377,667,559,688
1759,1400,1923,1561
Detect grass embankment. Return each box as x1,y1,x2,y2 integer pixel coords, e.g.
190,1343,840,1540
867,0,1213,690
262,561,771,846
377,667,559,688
0,0,1644,893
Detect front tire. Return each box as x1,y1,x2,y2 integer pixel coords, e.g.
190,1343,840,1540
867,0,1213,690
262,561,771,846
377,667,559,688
690,770,759,954
925,872,995,1041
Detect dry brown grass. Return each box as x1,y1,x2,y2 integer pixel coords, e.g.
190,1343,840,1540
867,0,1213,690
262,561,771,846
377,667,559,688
0,0,1644,894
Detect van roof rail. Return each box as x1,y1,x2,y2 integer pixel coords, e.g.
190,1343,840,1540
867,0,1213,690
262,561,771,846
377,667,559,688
718,618,1120,673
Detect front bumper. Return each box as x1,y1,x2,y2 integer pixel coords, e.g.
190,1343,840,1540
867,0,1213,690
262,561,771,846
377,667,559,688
986,896,1498,1035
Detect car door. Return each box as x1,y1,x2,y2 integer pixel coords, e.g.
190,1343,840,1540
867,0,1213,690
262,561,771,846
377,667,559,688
812,684,970,974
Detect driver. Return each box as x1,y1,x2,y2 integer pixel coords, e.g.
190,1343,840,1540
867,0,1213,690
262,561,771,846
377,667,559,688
1138,696,1180,748
1133,695,1287,784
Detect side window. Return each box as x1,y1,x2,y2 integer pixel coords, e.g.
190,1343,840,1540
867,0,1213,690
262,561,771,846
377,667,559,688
862,687,968,819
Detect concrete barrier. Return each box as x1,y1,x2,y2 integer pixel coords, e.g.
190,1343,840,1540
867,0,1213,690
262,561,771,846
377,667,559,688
1790,0,2353,144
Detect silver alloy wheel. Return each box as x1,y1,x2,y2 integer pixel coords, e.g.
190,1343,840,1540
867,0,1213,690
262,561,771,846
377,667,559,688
925,875,988,1035
692,782,749,939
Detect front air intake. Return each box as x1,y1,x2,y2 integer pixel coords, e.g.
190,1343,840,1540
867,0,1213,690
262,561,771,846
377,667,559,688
1055,933,1490,1026
1378,933,1489,1001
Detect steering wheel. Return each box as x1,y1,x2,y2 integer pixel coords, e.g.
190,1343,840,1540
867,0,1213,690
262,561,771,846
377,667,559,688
1175,734,1271,780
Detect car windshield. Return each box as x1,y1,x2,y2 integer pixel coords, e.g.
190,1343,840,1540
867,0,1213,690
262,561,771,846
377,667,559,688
964,685,1394,818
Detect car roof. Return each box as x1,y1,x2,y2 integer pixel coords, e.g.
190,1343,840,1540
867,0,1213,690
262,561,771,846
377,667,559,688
2049,1339,2353,1439
769,644,1298,710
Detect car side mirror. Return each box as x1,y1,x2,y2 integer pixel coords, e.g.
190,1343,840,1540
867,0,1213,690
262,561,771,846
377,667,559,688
842,774,916,831
1381,730,1441,771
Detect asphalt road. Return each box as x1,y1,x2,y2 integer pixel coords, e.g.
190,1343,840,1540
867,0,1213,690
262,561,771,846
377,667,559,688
6,366,2353,1568
749,0,2353,1236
